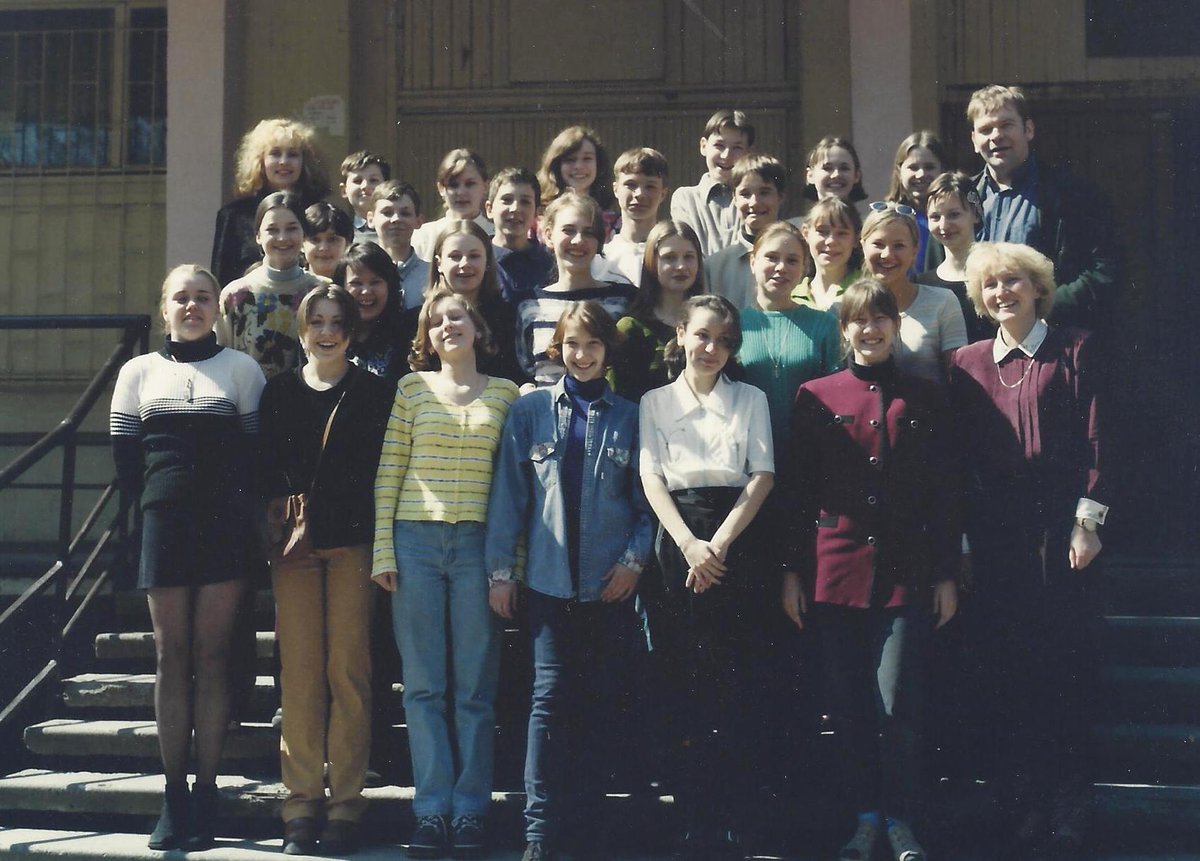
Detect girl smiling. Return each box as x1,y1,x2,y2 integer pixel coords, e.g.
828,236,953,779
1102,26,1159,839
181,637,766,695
860,203,966,385
412,149,495,261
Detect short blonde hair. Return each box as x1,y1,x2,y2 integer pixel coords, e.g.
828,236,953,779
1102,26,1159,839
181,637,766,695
233,118,328,199
860,204,919,247
966,85,1031,125
965,242,1056,320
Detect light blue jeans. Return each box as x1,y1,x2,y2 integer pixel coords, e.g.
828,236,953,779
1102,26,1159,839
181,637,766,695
391,519,500,817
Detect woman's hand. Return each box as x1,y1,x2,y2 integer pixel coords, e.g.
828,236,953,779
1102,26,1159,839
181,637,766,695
781,570,807,629
489,581,519,618
600,564,640,603
933,580,958,629
1069,524,1102,570
681,536,726,592
372,571,397,592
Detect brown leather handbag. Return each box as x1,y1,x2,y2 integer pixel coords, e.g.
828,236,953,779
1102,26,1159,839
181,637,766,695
274,391,346,563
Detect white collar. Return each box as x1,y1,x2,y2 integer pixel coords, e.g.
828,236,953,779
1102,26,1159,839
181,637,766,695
665,372,735,419
993,319,1048,363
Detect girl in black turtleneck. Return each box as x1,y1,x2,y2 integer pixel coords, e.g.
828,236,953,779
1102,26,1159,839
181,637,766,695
780,280,959,861
110,265,266,850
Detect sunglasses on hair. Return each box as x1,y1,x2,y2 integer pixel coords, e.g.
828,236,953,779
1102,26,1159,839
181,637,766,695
869,201,917,217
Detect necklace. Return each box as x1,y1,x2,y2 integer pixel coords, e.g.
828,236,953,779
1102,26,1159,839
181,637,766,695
166,353,196,402
996,355,1034,389
765,312,794,379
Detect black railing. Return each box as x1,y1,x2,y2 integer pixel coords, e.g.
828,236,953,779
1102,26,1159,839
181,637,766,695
0,315,151,729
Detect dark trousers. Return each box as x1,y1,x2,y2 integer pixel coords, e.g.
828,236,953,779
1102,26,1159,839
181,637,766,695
523,589,643,844
814,603,926,823
965,541,1097,804
650,487,766,836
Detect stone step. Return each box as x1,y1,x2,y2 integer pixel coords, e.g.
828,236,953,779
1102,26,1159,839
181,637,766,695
95,632,276,662
61,675,276,712
1100,616,1200,667
0,830,691,861
17,720,527,790
0,776,1197,859
23,720,280,763
1096,561,1200,615
1102,666,1200,722
1094,723,1200,785
2,829,1195,861
58,673,405,714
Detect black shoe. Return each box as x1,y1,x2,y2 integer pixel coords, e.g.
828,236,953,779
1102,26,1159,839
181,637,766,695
320,818,360,855
188,782,219,850
283,816,320,856
408,813,450,859
450,813,485,859
147,781,190,850
521,841,557,861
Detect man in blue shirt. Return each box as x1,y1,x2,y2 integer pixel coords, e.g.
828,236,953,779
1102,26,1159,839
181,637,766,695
969,85,1122,332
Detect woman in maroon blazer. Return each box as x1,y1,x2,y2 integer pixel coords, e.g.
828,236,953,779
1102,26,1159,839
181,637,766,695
949,241,1107,857
781,279,958,861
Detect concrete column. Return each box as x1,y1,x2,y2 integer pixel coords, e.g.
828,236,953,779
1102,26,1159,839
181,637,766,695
848,0,914,201
164,0,227,269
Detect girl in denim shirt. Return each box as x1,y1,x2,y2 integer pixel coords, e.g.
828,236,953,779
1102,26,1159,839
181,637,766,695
486,301,652,861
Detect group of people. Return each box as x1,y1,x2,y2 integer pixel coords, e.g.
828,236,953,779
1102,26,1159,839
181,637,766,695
108,82,1117,861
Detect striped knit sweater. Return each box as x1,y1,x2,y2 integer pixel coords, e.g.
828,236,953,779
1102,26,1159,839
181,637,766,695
109,337,265,511
372,371,518,577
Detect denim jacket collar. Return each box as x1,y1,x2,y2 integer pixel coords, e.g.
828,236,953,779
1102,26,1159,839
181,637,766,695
551,376,615,437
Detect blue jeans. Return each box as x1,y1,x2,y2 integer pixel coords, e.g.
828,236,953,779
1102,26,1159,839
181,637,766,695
523,589,643,844
391,520,500,817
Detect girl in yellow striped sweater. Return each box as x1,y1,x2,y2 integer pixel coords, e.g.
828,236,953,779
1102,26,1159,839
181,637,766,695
372,285,519,859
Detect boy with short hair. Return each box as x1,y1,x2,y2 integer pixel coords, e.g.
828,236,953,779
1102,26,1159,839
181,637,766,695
302,201,354,280
367,180,428,309
485,167,554,303
340,150,391,242
704,153,786,310
603,147,670,286
670,109,755,256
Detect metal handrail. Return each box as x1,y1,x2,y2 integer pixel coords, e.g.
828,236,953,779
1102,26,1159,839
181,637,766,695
0,314,151,731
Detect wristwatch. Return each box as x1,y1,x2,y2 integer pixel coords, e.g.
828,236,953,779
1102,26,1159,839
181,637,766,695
488,569,515,586
1075,516,1100,533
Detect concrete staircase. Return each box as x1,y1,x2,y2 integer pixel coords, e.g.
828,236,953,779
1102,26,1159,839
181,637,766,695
2,561,1200,859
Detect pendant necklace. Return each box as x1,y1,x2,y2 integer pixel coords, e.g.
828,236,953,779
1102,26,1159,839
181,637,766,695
167,353,196,402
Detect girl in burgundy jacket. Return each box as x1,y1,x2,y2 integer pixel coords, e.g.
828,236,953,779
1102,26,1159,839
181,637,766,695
782,279,958,861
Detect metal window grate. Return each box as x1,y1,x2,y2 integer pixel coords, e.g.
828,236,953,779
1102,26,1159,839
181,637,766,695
0,4,165,173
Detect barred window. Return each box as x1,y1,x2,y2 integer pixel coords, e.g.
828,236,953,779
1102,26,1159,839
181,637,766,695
0,4,165,171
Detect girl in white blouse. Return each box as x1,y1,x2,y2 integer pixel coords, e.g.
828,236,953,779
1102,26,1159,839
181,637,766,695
638,294,774,861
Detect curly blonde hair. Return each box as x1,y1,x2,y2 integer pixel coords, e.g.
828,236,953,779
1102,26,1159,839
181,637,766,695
233,118,329,199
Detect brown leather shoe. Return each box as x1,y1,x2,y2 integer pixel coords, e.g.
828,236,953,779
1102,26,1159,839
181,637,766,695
283,816,320,856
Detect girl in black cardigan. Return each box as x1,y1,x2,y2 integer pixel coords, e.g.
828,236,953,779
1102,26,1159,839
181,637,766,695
258,285,390,855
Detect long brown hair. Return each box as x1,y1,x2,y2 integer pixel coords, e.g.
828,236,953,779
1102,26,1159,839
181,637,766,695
628,220,705,323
